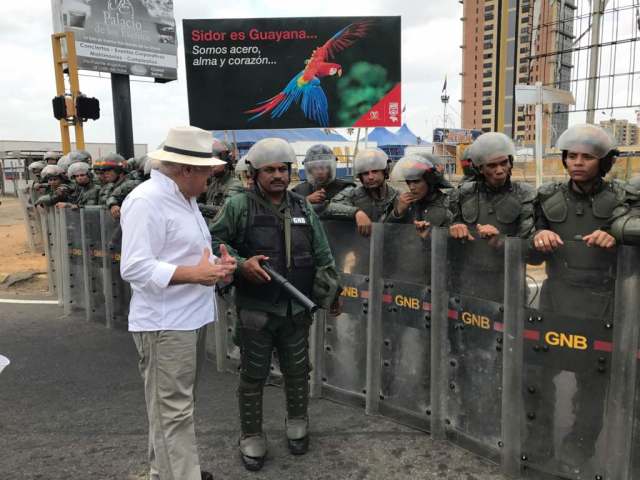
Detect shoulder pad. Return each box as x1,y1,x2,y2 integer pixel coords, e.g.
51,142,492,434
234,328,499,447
458,180,478,196
539,183,567,223
334,179,356,188
513,182,536,202
593,182,621,218
537,181,562,199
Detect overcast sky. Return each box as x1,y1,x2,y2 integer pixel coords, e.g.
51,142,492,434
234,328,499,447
0,1,463,149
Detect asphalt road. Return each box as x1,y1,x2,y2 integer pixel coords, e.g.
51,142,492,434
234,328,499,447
0,301,501,480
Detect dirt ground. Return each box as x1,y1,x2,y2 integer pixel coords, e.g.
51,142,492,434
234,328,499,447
0,196,49,295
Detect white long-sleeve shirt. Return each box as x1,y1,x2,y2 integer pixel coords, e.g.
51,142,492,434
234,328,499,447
120,169,216,332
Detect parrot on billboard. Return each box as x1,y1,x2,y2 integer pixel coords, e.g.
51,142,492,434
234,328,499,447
245,21,371,127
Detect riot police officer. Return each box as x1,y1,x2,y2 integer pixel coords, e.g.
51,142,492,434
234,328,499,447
60,162,100,207
324,148,398,236
458,142,479,184
93,153,127,207
210,138,340,471
449,132,535,240
199,140,243,220
404,146,454,188
27,161,47,204
43,150,61,165
105,156,149,219
384,153,452,237
291,144,354,217
35,165,70,207
529,124,640,470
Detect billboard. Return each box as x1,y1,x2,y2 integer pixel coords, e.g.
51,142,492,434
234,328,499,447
51,0,177,80
433,128,483,144
183,16,401,130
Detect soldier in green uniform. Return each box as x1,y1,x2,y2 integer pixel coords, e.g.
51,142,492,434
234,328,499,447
291,144,354,217
324,148,398,236
458,142,479,184
43,150,61,166
35,165,71,207
106,156,149,220
59,162,100,207
404,145,454,188
199,140,243,220
210,138,340,471
448,132,535,300
93,153,127,207
530,124,640,472
27,161,47,204
383,153,452,236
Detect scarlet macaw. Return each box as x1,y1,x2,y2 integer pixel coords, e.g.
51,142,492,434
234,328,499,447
245,21,371,127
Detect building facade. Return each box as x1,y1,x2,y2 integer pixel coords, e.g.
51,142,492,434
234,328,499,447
460,0,575,147
600,119,640,146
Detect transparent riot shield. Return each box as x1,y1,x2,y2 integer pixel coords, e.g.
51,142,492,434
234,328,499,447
39,207,55,295
17,186,42,251
214,288,241,374
516,240,619,478
443,235,506,461
82,207,107,325
48,208,63,303
102,211,129,330
321,220,370,407
373,222,431,431
61,208,86,315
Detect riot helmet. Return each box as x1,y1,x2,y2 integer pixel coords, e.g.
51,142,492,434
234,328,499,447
57,154,72,172
556,124,618,176
470,132,516,168
303,144,336,186
246,138,296,176
68,150,92,164
93,152,126,171
353,148,390,177
43,151,61,164
390,154,438,185
41,165,65,180
28,161,46,176
67,162,91,178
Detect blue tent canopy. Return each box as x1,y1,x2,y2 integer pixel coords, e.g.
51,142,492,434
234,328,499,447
365,127,401,146
394,124,420,145
211,128,347,144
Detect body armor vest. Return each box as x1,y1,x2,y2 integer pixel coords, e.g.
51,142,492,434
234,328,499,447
351,185,396,222
460,181,525,236
237,191,315,304
409,190,450,227
540,181,619,285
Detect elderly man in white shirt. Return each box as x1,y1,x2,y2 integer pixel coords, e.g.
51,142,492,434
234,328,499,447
121,126,236,480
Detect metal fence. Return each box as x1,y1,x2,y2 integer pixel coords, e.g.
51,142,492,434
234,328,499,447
31,203,640,480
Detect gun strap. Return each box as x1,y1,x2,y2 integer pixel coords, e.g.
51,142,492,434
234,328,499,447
245,190,292,269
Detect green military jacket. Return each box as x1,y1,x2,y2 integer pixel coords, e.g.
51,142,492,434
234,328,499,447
199,169,244,219
210,189,340,317
105,177,144,209
323,183,398,222
98,176,127,206
69,182,101,206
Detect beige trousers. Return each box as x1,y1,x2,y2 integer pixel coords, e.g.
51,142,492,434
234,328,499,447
132,328,208,480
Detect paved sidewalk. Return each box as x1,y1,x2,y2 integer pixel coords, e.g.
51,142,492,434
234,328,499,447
0,303,502,480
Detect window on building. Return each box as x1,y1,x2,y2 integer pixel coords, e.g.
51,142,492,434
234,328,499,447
483,52,493,59
484,24,493,31
484,34,493,41
484,42,493,49
483,81,492,87
482,109,492,115
483,71,492,78
483,62,492,68
482,99,492,106
484,13,494,20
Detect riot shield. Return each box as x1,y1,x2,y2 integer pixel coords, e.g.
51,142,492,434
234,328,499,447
102,211,130,330
518,240,618,478
321,220,370,407
61,208,86,315
17,186,42,251
375,222,431,431
82,207,107,325
47,208,63,303
39,207,57,296
444,235,506,461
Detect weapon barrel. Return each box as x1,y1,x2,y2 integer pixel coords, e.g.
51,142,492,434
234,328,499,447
262,263,318,313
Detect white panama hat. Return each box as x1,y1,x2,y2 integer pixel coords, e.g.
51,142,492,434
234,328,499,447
148,126,227,166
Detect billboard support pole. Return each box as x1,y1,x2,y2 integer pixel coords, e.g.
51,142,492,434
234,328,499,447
111,74,134,159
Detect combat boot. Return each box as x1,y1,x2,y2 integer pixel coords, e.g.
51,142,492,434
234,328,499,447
286,417,309,455
239,434,268,471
